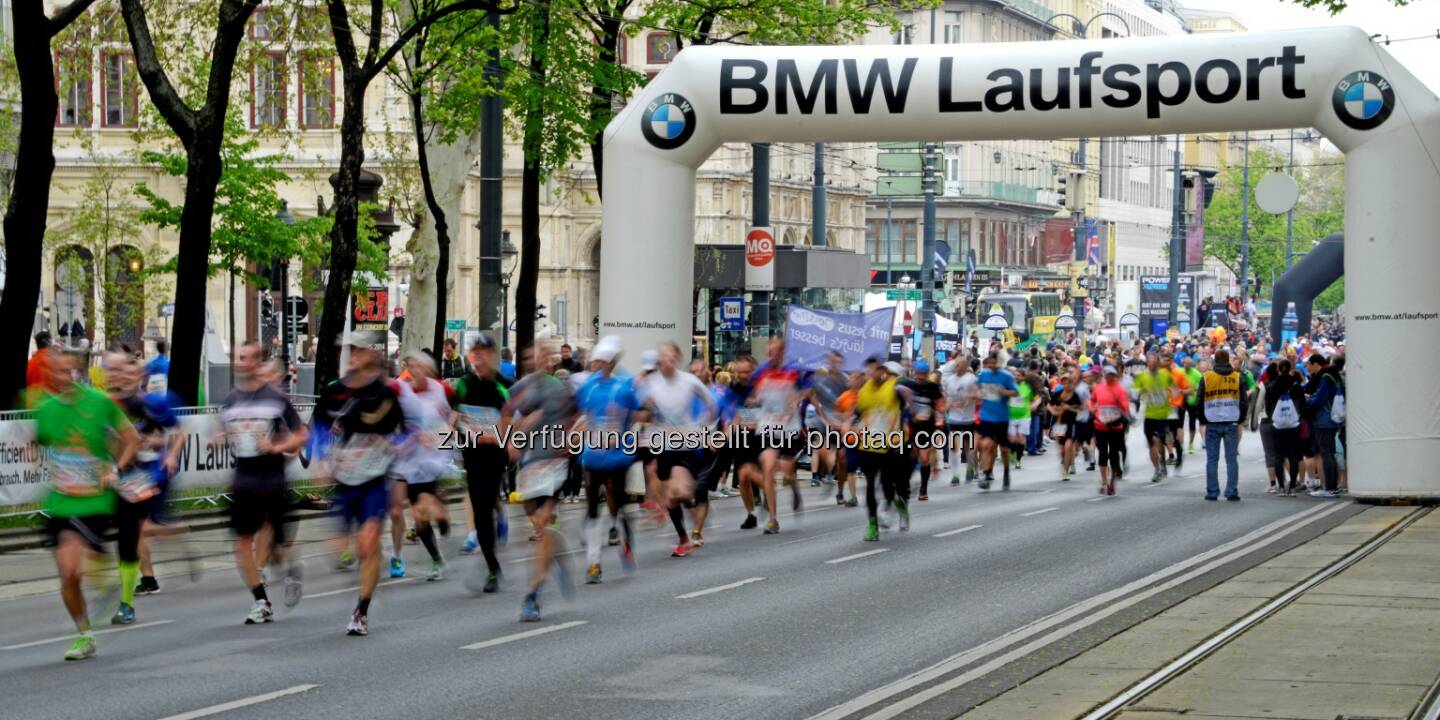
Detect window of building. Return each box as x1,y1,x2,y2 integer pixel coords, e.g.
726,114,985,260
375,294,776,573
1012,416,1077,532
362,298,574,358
98,8,125,42
251,8,282,41
299,56,334,129
943,12,963,43
252,52,287,128
646,32,677,64
101,52,138,128
55,52,91,127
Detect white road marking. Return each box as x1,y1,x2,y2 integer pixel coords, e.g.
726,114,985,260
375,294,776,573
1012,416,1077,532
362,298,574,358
825,549,890,565
2,619,175,650
460,620,589,650
675,577,766,600
933,525,984,538
807,502,1350,720
1020,507,1059,517
307,578,411,599
155,684,319,720
1087,496,1111,502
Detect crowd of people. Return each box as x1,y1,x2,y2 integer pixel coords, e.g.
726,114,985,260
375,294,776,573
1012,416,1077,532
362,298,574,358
23,318,1348,660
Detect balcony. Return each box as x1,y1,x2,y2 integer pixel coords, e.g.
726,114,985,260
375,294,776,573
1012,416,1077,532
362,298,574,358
959,181,1040,205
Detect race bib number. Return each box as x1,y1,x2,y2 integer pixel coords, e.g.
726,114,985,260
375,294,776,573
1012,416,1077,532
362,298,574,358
734,407,762,426
517,458,568,500
48,450,102,497
331,435,394,486
981,386,1002,402
225,418,270,459
1052,423,1068,438
1097,406,1124,424
117,467,159,503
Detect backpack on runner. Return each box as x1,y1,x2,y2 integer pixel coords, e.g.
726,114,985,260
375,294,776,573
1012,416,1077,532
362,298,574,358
1272,393,1300,430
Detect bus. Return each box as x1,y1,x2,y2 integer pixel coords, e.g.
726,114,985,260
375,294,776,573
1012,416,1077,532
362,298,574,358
971,291,1064,346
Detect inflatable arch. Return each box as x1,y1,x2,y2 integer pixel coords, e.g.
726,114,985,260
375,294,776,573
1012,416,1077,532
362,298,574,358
600,27,1440,499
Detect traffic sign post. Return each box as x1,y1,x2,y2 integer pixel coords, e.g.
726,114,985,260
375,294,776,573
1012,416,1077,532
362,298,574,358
886,289,924,301
445,319,466,332
719,296,745,332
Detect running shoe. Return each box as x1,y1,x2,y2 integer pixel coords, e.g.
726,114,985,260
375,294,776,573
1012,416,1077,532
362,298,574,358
283,560,304,608
967,465,977,482
690,530,705,548
64,635,96,661
950,476,960,487
895,499,910,532
1002,468,1011,490
335,549,356,571
1226,495,1241,502
620,544,636,574
427,559,444,582
1267,484,1279,494
1174,454,1184,470
863,520,879,542
135,576,160,595
496,512,509,546
740,514,758,530
585,564,602,585
792,486,803,512
1085,462,1096,472
878,508,892,529
671,542,693,558
918,495,929,502
1098,483,1107,495
346,610,368,636
483,572,500,593
837,491,846,505
520,593,542,622
389,557,406,578
1152,469,1163,483
459,536,479,555
763,519,780,535
111,602,135,625
608,527,621,546
845,498,858,507
1107,480,1116,496
978,473,993,490
406,527,418,544
245,600,274,624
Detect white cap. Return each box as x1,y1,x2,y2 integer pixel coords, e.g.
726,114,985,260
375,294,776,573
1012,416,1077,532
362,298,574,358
592,335,623,363
882,361,904,376
640,349,660,371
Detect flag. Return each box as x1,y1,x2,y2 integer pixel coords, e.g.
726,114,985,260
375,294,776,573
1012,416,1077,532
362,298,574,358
1085,220,1101,265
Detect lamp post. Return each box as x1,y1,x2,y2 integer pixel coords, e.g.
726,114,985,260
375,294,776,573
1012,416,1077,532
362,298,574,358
479,229,519,348
275,201,294,391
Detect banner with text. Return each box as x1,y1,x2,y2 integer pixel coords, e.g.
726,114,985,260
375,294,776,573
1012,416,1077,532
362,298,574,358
783,305,894,372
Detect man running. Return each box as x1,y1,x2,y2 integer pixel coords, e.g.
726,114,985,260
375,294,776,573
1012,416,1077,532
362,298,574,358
314,331,404,636
975,353,1018,490
1133,353,1180,482
903,360,943,501
505,341,578,621
637,342,715,548
942,355,979,485
751,338,809,528
36,349,139,660
450,335,512,594
394,351,455,581
724,356,768,526
809,352,850,503
1180,356,1204,454
1090,366,1130,495
576,336,640,584
221,341,309,623
855,361,912,540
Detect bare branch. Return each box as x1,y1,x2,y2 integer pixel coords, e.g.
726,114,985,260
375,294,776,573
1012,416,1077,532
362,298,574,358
362,0,519,83
47,0,97,36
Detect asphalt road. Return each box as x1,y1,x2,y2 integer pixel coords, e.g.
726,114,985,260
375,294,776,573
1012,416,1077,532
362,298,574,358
0,431,1359,720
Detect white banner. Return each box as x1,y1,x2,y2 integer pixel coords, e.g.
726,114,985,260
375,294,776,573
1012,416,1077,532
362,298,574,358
0,407,317,507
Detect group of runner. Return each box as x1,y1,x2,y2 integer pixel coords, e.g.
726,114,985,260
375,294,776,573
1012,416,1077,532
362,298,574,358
30,324,1347,659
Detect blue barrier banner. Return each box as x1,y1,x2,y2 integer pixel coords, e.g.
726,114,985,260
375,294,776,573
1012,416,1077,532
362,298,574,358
783,305,895,372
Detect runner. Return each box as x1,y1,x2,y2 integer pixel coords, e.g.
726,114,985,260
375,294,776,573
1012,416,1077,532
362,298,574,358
1162,351,1192,469
1180,357,1204,454
809,351,850,500
1048,373,1081,483
1008,364,1043,472
35,349,139,660
1133,353,1180,483
1074,366,1097,473
450,335,512,594
576,336,640,584
313,330,405,636
505,340,579,622
903,360,943,501
637,342,715,547
1090,365,1129,495
942,355,979,486
975,353,1018,490
724,356,768,527
220,341,309,623
751,338,809,529
394,351,455,581
855,361,912,540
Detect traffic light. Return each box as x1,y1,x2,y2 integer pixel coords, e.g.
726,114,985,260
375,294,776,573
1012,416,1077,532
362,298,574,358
1055,174,1068,209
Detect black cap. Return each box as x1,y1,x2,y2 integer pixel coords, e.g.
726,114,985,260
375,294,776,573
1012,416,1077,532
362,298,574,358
470,334,497,351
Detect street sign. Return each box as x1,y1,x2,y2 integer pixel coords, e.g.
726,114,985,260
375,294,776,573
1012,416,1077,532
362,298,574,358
744,227,775,292
445,319,466,331
719,296,745,332
159,302,175,318
877,153,924,172
886,289,924,301
284,296,308,320
983,303,1009,331
876,176,924,196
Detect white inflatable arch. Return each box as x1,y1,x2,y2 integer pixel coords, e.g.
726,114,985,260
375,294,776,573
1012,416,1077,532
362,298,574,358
600,26,1440,499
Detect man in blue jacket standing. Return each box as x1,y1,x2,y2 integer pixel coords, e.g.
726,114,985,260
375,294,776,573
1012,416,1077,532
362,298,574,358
1304,353,1344,498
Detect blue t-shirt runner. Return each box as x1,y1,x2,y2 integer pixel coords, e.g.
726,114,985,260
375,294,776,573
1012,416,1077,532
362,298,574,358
977,367,1018,424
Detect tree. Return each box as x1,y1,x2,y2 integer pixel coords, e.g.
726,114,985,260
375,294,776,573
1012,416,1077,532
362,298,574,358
314,0,516,388
1286,0,1407,14
1202,146,1344,300
0,0,97,409
118,0,262,404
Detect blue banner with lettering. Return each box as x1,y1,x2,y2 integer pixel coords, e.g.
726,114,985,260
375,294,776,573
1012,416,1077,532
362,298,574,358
783,305,895,372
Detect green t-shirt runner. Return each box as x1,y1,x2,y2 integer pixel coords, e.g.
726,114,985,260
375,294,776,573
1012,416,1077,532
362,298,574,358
1184,367,1203,406
35,383,131,518
1008,380,1034,421
1133,370,1177,421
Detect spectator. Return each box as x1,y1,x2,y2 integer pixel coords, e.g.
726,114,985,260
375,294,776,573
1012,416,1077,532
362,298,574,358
499,346,517,379
145,340,171,393
1197,347,1248,501
439,338,468,379
1304,353,1344,498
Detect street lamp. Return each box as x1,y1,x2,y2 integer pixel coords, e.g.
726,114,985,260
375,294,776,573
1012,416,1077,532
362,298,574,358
477,227,520,348
275,201,295,391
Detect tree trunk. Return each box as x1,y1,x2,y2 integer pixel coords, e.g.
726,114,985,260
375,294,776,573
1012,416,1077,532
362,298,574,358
0,0,63,409
315,87,368,388
514,2,551,354
586,15,621,201
167,141,224,403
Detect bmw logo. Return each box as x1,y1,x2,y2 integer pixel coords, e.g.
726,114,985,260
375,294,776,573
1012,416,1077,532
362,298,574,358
1333,71,1395,131
641,93,696,150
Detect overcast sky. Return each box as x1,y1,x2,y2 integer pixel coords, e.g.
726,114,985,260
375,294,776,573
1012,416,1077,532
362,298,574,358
1182,0,1440,92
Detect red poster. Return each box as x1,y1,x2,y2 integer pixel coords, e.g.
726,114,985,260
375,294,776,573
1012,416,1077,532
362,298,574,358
1042,219,1075,265
353,287,389,326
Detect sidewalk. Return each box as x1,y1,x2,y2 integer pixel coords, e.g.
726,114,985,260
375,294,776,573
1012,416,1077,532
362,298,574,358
964,505,1440,719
